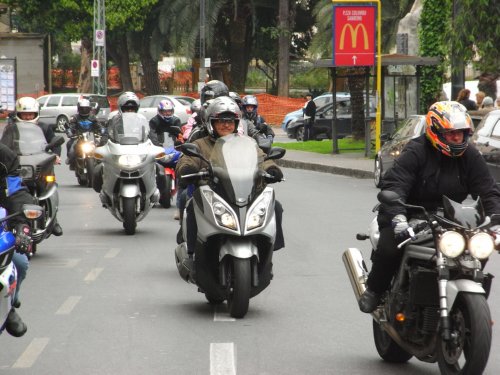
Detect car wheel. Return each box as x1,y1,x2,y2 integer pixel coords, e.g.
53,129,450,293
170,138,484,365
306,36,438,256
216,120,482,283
296,126,305,142
55,115,69,132
374,156,383,188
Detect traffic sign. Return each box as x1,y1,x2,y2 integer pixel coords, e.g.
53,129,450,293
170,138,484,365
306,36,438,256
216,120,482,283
333,5,376,66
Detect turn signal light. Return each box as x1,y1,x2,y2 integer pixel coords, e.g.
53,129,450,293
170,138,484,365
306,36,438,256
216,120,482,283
46,175,56,183
395,313,405,322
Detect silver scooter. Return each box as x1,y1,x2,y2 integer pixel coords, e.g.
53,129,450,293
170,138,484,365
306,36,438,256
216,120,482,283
175,135,285,318
93,113,165,235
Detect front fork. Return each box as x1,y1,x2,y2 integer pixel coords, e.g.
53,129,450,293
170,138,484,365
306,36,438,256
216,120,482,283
437,252,453,341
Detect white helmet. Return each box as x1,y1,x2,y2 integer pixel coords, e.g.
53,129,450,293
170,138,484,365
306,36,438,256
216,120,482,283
118,91,140,113
205,96,241,137
15,97,40,123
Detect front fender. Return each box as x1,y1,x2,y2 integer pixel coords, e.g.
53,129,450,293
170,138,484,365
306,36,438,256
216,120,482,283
38,183,58,201
219,237,259,261
120,183,140,198
447,279,485,308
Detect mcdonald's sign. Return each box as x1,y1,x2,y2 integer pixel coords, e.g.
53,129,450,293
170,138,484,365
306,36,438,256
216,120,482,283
333,5,376,67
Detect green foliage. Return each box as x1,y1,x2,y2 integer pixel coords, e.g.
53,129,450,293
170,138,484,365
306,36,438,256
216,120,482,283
274,138,365,154
290,69,329,91
418,0,450,113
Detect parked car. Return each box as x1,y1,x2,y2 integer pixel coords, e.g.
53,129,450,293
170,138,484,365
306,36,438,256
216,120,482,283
286,96,376,141
138,95,192,124
37,93,111,132
470,109,500,183
373,114,426,187
280,92,349,130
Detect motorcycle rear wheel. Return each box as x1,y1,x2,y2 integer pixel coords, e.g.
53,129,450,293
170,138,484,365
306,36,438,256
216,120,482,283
373,319,413,363
122,197,137,235
226,257,251,319
437,293,491,375
159,175,172,208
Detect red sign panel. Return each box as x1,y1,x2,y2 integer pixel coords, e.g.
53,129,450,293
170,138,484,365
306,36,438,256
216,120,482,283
333,5,376,67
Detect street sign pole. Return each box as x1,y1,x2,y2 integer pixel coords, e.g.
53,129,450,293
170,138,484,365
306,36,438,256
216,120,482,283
331,0,381,153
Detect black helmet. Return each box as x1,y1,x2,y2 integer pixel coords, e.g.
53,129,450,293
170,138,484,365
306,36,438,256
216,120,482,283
200,80,229,105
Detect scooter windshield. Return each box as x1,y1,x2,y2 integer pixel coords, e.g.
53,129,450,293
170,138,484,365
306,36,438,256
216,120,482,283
210,135,260,205
109,113,149,145
9,121,48,155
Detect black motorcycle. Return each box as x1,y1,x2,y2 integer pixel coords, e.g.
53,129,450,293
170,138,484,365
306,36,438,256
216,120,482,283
12,122,64,253
72,129,99,187
344,191,497,374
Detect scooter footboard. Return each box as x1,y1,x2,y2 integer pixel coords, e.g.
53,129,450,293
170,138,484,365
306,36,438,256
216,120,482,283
342,248,369,302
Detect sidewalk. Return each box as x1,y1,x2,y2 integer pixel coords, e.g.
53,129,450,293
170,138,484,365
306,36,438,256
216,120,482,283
273,127,374,179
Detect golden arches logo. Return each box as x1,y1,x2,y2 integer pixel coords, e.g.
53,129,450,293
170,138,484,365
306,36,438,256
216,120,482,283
339,23,369,50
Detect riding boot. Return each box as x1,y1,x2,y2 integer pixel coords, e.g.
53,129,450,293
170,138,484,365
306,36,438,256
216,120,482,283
5,308,27,337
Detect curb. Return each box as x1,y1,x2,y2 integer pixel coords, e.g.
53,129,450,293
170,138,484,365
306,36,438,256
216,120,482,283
276,159,374,179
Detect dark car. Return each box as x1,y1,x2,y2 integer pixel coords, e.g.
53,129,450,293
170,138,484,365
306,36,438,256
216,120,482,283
470,109,500,183
373,114,426,187
286,96,375,141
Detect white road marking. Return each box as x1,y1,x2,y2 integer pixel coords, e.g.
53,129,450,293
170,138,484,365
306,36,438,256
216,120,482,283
12,338,49,368
84,267,103,282
210,343,236,375
104,248,121,258
213,305,236,322
55,296,81,315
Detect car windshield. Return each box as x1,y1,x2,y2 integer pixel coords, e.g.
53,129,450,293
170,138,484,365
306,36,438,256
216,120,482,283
10,121,48,155
108,113,149,145
210,135,260,206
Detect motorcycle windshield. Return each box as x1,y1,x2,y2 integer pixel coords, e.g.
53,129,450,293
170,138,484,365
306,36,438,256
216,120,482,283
210,135,260,205
442,196,486,228
109,113,149,145
11,121,48,155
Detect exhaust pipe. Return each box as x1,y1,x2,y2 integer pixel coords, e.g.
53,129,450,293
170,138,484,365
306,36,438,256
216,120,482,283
342,248,369,302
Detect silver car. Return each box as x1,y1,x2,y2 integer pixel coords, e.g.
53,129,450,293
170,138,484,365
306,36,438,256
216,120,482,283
138,95,193,124
37,93,111,132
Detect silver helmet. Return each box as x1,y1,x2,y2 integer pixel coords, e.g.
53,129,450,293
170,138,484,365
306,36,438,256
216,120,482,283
117,91,140,113
205,96,241,137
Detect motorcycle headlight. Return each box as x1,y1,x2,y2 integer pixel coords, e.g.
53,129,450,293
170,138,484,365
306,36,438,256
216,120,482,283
469,232,494,259
118,154,145,167
80,142,95,154
438,231,466,258
246,190,273,231
203,190,238,231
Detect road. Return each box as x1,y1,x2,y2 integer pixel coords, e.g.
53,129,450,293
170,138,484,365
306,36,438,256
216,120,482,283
1,158,500,374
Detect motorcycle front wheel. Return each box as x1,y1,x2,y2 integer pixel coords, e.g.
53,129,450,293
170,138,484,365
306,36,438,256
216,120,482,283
437,293,491,375
159,175,172,208
226,257,251,319
373,319,413,363
85,158,95,188
122,197,137,235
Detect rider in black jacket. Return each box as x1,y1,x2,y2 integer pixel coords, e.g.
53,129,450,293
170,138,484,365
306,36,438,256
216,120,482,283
148,99,182,146
359,101,500,313
65,98,105,169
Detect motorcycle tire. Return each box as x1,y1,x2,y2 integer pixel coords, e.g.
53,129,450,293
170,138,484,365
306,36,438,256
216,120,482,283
85,158,95,188
205,293,224,305
437,293,491,375
159,175,172,208
373,319,413,363
76,170,87,186
226,257,251,319
122,197,137,235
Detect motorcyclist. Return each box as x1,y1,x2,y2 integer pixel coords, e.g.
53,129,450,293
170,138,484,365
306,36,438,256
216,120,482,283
0,142,37,337
148,99,182,147
65,98,105,169
175,96,285,267
241,95,275,139
1,97,63,236
358,101,500,313
93,91,144,192
182,99,203,143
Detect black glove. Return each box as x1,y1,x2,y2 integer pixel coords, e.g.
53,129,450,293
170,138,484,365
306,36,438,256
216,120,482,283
265,166,283,182
14,224,32,255
178,165,199,188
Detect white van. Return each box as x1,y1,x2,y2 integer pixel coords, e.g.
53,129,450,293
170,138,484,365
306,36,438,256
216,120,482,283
37,93,111,132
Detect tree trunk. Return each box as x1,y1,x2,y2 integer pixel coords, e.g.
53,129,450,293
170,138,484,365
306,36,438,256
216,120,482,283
347,68,366,140
229,4,251,92
78,37,92,93
107,33,134,91
277,0,290,97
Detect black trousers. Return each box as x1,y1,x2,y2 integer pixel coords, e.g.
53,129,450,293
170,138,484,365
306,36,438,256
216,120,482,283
366,225,401,294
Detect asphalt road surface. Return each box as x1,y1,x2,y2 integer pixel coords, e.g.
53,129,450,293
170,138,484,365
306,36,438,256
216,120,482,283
1,153,499,375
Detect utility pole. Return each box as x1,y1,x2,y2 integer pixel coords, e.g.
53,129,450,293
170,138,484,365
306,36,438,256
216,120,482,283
93,0,107,95
199,0,206,89
450,0,464,101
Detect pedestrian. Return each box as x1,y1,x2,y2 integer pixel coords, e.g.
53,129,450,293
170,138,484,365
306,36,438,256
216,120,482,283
496,97,500,109
455,88,477,111
476,91,486,109
303,93,316,141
